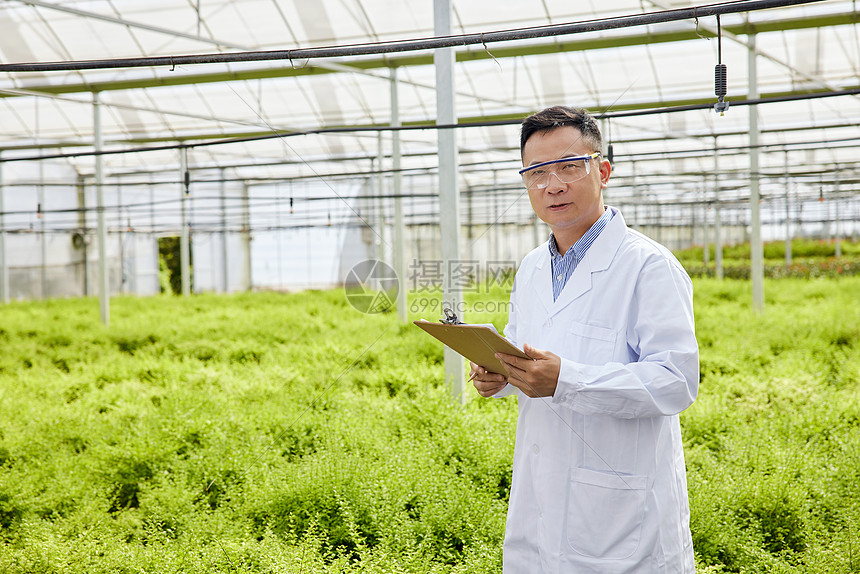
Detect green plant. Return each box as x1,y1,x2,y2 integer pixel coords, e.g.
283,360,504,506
0,279,858,572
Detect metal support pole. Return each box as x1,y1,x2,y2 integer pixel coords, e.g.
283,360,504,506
220,169,229,293
275,184,283,290
714,137,723,280
117,183,126,294
466,184,474,262
180,146,191,296
39,160,47,299
371,161,383,263
835,170,842,257
377,133,387,264
435,0,465,402
703,186,710,266
0,155,7,304
94,92,110,325
76,175,89,296
825,179,832,243
631,160,640,231
391,66,408,322
124,187,135,294
690,198,697,253
748,34,764,312
150,181,156,234
492,172,499,262
241,183,252,291
714,201,723,280
410,177,420,262
784,151,792,266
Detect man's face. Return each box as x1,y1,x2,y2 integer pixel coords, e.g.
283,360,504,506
521,126,611,243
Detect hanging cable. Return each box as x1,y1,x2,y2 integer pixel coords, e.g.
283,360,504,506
0,0,828,73
714,15,729,115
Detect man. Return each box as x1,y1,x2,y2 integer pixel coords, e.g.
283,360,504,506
471,106,698,573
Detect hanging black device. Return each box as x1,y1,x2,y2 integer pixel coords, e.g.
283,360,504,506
714,15,729,115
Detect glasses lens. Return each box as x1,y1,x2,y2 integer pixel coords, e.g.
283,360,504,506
522,157,591,189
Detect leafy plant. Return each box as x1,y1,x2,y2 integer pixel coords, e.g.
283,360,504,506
0,279,858,572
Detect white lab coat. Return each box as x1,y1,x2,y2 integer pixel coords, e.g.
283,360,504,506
497,207,698,573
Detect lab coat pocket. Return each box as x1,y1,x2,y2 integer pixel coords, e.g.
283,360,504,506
566,467,647,559
565,322,617,365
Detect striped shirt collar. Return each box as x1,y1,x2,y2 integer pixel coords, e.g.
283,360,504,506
547,207,614,301
548,207,613,260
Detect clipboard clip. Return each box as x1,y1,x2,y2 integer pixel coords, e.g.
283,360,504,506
441,307,463,325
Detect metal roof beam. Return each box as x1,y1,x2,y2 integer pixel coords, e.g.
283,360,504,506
8,0,524,110
0,0,836,73
1,10,855,96
0,86,298,131
2,84,857,153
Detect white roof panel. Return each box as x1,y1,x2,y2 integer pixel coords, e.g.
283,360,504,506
0,0,855,218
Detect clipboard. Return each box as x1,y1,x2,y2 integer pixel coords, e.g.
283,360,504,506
413,309,531,375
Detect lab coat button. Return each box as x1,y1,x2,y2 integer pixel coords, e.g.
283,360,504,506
545,318,552,328
531,444,540,454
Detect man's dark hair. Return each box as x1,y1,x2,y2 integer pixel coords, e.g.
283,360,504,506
520,106,602,159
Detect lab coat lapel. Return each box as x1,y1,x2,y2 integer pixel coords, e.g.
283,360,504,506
526,245,553,316
547,208,627,319
548,254,592,317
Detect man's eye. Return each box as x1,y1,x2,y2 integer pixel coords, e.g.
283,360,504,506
530,169,547,177
560,162,580,172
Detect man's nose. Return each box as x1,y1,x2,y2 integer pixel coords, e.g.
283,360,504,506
546,171,567,192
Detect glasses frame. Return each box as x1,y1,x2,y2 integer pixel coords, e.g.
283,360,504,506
518,152,601,189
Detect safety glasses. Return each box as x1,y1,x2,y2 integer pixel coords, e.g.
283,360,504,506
518,152,600,190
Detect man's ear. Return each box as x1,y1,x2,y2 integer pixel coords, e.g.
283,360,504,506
599,158,612,188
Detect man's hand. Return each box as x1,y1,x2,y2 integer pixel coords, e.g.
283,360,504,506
469,361,508,398
495,344,561,398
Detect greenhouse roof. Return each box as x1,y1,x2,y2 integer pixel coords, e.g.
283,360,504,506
0,0,858,201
